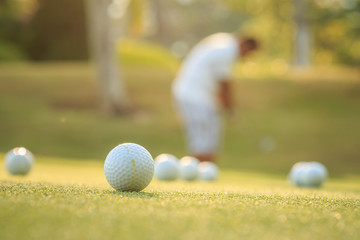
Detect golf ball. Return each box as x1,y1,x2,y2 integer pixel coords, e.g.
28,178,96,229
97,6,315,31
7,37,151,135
289,161,328,187
179,156,199,181
104,143,154,191
5,147,34,175
288,161,307,185
198,161,219,181
302,162,328,187
154,154,179,181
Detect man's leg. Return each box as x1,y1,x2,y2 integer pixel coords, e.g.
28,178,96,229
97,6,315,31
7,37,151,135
182,103,220,163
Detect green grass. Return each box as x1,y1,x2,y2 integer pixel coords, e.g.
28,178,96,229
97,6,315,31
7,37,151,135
117,38,179,70
0,156,359,240
0,63,359,176
0,62,359,239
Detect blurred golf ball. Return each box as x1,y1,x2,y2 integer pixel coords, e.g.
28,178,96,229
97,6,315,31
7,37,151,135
259,136,276,153
288,161,307,184
5,147,34,175
104,143,154,192
302,162,328,187
154,154,179,181
198,161,219,181
289,161,328,187
179,156,199,181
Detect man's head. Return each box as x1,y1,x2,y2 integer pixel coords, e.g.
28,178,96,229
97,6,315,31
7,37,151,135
238,37,259,57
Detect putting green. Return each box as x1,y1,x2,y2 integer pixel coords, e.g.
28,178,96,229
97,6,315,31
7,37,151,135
0,155,359,240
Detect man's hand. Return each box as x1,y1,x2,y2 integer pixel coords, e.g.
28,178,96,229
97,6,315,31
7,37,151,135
218,80,233,115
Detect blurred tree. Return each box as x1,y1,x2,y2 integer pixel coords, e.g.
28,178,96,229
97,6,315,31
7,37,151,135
150,0,169,45
24,0,88,60
128,0,146,36
87,0,129,114
308,0,360,65
223,0,294,61
293,0,310,67
223,0,360,66
0,0,32,61
0,0,359,65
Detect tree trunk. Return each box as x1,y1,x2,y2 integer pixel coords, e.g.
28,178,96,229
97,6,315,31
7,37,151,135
87,0,129,114
293,0,310,67
151,0,168,45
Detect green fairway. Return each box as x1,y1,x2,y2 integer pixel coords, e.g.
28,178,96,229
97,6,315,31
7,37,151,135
1,0,359,238
0,63,359,239
0,63,359,176
0,156,359,240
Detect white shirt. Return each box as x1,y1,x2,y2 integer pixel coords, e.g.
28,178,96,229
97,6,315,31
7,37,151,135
172,33,239,108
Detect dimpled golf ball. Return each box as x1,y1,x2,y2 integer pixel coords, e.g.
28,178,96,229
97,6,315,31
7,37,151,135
104,143,154,191
5,147,34,175
179,156,199,181
154,154,179,181
289,161,328,188
198,161,219,181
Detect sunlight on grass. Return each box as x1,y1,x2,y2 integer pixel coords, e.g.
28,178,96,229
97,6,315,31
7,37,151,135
0,156,359,240
0,154,359,195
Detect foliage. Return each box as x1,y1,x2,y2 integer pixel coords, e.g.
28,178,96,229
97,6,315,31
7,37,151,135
0,0,29,60
0,0,88,61
0,39,26,61
222,0,360,65
24,0,88,60
308,0,360,65
1,0,359,64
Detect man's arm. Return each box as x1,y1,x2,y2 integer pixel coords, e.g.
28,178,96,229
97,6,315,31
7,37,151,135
218,80,233,113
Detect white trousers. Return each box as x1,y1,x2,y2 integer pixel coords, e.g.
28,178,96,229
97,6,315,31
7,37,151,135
176,100,221,155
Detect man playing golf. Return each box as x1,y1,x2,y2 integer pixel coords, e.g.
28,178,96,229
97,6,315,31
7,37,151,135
173,33,258,163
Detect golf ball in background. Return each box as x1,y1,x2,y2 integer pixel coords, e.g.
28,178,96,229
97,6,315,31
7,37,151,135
288,161,307,185
295,165,311,187
259,136,276,153
289,161,328,188
301,162,328,187
104,143,154,192
154,154,179,181
179,156,199,181
198,161,219,181
5,147,34,175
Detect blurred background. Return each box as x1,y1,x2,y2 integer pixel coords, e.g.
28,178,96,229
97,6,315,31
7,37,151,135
0,0,359,176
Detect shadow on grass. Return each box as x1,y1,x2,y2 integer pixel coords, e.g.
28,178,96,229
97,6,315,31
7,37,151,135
104,190,159,198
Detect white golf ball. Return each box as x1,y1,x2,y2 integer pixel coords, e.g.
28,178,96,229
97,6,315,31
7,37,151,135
309,161,328,179
154,154,179,181
5,147,34,175
179,156,199,181
104,143,154,192
295,165,311,187
288,161,307,185
302,162,328,187
198,161,219,181
289,161,328,188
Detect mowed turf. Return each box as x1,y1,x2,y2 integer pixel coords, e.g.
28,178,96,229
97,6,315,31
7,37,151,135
0,155,359,240
0,63,359,239
0,63,359,176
